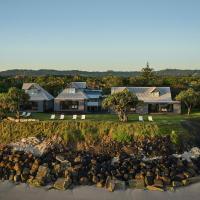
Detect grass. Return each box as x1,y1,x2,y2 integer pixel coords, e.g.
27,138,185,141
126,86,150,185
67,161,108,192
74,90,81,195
2,110,200,145
28,111,200,137
29,111,200,123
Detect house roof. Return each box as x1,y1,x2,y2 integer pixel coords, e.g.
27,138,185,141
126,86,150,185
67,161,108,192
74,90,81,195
84,89,102,99
111,87,175,103
69,82,86,89
22,83,54,101
55,88,88,100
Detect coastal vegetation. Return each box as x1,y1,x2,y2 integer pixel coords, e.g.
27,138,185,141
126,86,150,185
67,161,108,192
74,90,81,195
102,89,140,122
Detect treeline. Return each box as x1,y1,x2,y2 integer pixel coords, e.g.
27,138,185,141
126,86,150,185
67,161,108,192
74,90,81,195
0,74,200,98
0,69,200,77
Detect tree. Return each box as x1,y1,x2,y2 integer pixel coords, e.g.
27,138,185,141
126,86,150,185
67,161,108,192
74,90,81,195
0,93,9,119
102,89,140,122
6,87,30,119
140,62,156,85
176,88,200,115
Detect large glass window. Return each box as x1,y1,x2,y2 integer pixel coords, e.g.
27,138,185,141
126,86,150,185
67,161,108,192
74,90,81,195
60,101,79,110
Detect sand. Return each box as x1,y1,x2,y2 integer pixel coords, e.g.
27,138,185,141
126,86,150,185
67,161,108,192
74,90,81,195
0,181,200,200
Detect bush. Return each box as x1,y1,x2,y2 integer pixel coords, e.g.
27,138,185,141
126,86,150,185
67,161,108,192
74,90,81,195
0,120,163,145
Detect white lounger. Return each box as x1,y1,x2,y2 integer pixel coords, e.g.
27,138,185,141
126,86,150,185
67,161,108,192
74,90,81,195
25,112,31,117
139,116,144,122
72,115,77,120
60,114,65,120
148,116,153,122
81,115,86,120
20,112,26,117
50,114,55,120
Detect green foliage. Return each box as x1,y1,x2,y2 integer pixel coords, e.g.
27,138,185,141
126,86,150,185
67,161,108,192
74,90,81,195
0,120,159,145
176,88,200,115
103,89,140,122
170,130,179,145
0,87,29,119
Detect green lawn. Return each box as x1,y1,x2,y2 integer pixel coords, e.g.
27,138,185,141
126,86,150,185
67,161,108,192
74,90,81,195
28,111,200,135
30,111,200,124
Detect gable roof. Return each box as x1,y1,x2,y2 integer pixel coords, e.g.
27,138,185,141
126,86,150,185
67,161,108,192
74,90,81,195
55,88,88,100
111,87,174,103
22,83,54,101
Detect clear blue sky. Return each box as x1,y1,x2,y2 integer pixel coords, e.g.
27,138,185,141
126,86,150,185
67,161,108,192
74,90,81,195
0,0,200,71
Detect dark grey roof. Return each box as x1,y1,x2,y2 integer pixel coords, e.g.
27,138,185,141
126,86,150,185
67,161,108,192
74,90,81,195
111,87,174,103
84,89,102,99
55,88,103,100
69,82,86,89
22,83,54,101
55,88,88,100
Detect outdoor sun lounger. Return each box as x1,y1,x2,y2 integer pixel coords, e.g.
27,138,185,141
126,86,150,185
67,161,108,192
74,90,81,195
72,115,77,120
81,115,86,120
148,116,153,122
60,114,65,120
20,112,26,117
139,116,144,122
25,112,31,117
50,114,55,120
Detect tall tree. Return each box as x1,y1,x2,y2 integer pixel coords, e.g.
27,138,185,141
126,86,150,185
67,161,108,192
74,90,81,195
176,88,200,115
6,87,30,119
102,89,140,122
0,93,9,119
141,62,156,85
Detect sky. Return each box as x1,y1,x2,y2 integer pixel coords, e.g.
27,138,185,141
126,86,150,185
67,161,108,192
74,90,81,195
0,0,200,71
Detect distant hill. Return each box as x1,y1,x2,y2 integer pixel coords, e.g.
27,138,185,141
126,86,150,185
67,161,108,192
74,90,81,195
0,69,200,77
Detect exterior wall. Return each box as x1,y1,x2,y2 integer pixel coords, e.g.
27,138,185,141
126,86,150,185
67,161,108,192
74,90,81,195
136,104,148,114
173,103,181,114
54,99,86,112
36,101,44,112
54,99,60,112
23,100,44,112
44,100,54,112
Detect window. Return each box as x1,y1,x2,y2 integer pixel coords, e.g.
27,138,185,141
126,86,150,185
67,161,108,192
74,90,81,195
88,98,99,102
151,91,160,97
60,101,79,110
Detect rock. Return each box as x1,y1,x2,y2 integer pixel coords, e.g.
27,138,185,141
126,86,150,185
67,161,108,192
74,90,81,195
36,165,50,180
79,177,89,185
128,179,137,188
114,180,126,190
153,179,164,188
172,181,183,187
56,155,65,163
29,178,45,187
96,182,104,188
135,179,145,189
144,172,154,186
146,185,164,192
161,176,171,185
13,174,21,182
105,177,115,192
190,147,200,158
54,177,72,190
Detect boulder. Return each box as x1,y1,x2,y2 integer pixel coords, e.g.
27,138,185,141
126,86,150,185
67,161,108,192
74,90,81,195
54,177,72,190
105,177,115,192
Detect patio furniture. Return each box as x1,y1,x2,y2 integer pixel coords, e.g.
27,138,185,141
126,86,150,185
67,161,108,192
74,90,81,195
148,116,153,122
20,112,26,117
60,114,65,120
25,112,31,117
81,115,86,120
139,116,144,122
50,114,56,120
72,115,77,120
